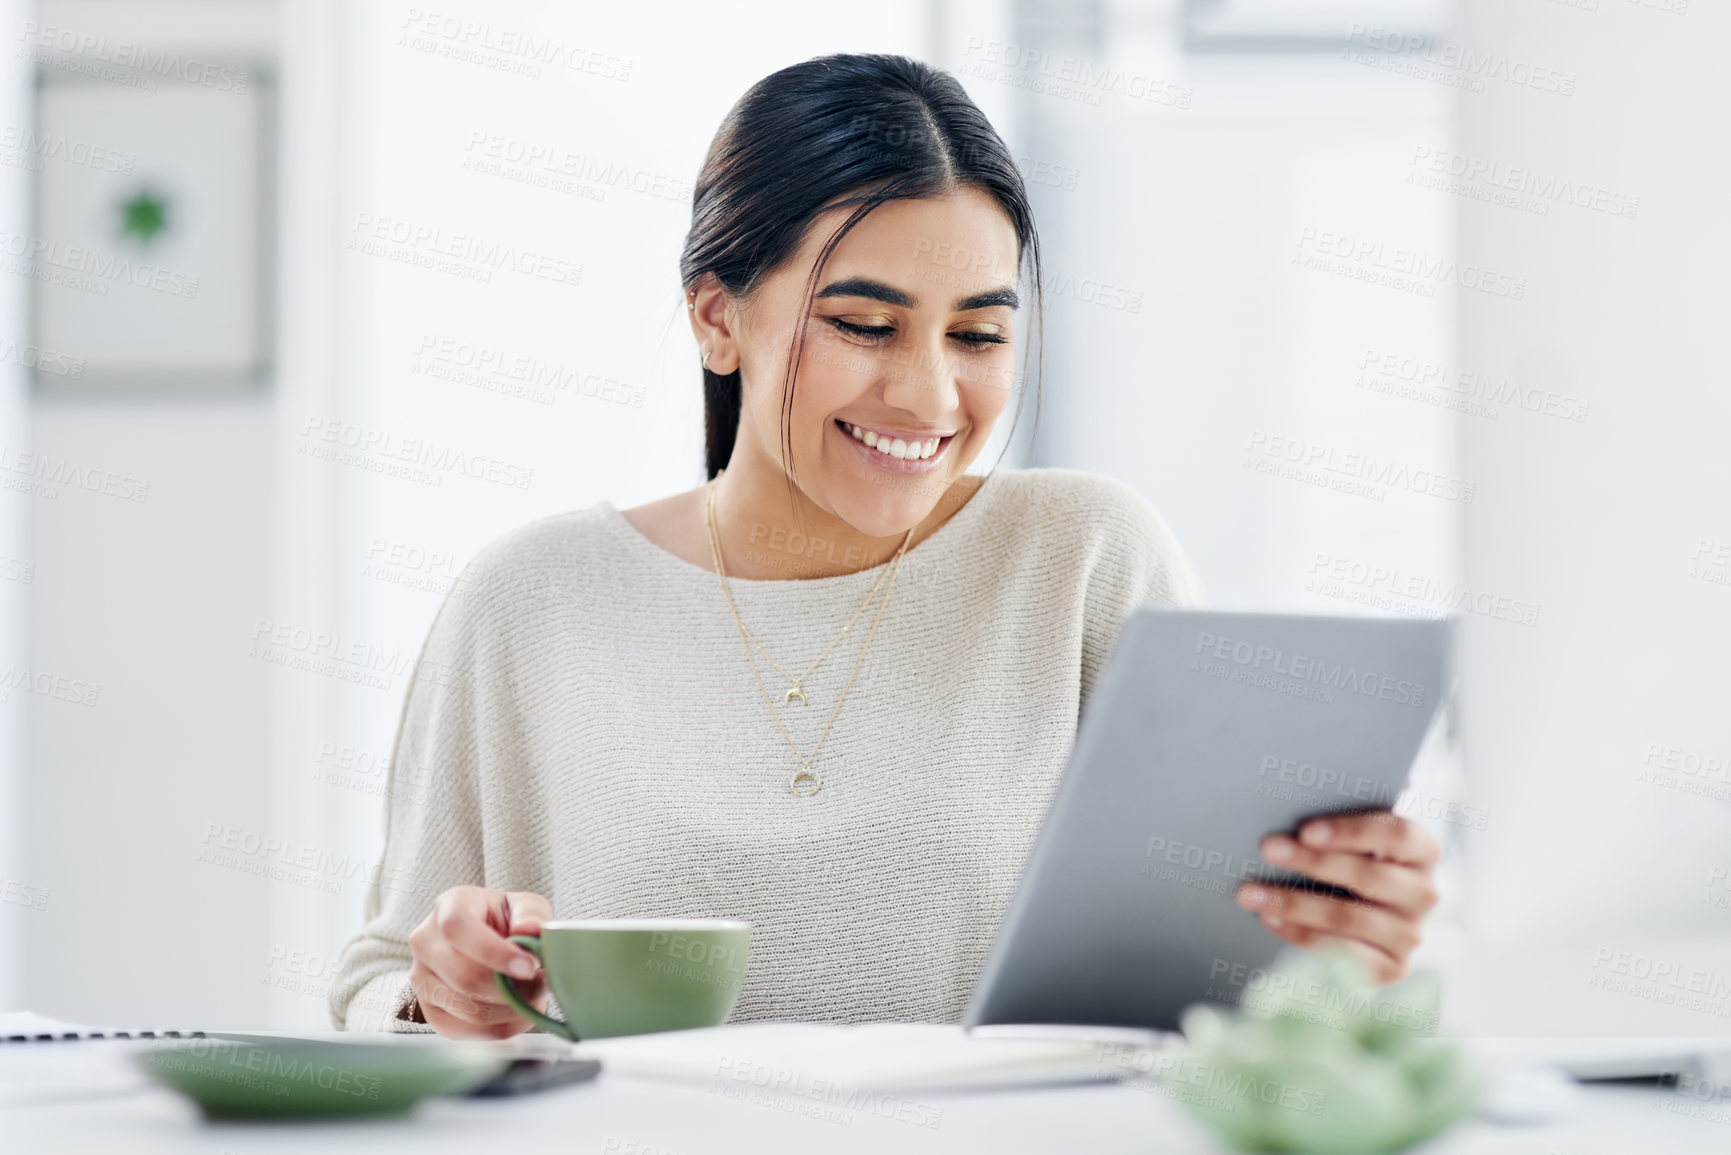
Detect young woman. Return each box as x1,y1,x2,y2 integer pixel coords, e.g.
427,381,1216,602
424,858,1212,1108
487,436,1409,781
330,53,1440,1038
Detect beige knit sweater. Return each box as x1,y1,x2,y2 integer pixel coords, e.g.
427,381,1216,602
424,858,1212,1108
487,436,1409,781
329,466,1205,1031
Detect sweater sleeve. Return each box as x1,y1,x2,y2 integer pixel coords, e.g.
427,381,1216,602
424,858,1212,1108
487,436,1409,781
327,553,497,1032
1077,474,1208,720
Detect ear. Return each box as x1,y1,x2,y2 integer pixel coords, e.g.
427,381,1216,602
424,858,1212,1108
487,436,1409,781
688,276,742,375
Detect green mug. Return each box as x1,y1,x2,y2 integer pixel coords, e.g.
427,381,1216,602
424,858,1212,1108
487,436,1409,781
493,918,751,1042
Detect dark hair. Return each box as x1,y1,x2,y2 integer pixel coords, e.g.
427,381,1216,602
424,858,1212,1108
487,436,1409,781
679,53,1043,486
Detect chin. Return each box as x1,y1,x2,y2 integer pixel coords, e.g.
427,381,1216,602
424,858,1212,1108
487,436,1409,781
822,476,937,534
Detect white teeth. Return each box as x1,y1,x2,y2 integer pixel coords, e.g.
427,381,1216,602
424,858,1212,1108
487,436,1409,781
843,421,945,462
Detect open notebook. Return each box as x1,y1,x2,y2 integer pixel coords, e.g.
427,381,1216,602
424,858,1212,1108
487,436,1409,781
567,1022,1174,1094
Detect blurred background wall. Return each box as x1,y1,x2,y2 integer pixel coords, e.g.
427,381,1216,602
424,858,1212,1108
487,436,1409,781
0,0,1724,1034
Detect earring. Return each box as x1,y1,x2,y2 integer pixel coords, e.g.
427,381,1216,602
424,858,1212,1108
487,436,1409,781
701,350,710,370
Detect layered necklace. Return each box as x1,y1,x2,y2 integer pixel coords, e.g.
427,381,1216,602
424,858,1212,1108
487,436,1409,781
704,469,914,797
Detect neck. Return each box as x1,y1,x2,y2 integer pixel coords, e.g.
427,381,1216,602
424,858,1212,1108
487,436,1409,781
706,455,955,582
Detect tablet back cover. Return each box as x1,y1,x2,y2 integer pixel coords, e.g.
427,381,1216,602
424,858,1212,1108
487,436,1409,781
964,608,1451,1031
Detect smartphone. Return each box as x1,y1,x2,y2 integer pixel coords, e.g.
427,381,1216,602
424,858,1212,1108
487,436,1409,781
466,1056,602,1098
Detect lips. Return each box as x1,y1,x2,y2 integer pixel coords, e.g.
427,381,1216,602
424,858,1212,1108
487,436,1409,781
835,419,955,462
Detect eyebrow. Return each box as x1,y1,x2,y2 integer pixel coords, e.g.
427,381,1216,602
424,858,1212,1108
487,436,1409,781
814,277,1020,313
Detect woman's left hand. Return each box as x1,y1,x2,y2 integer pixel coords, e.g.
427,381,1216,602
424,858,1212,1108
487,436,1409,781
1233,813,1440,983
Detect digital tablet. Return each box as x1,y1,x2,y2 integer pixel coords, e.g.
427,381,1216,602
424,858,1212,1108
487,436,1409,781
962,608,1452,1032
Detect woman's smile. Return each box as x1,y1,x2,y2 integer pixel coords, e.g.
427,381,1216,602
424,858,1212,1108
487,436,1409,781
834,417,957,474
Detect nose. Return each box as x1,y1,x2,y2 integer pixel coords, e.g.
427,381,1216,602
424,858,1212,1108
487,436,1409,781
880,329,961,425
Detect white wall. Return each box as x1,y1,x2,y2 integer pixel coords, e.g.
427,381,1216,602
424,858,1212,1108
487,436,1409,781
0,0,33,1012
19,0,279,1026
1452,0,1731,1031
1021,16,1462,614
26,400,274,1026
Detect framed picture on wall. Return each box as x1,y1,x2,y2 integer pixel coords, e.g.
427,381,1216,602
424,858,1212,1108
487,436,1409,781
28,68,273,391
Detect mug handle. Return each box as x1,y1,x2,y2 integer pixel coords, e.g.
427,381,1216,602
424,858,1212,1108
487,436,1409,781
493,934,580,1042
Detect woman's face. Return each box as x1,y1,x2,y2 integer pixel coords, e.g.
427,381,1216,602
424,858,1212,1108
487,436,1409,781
719,186,1021,538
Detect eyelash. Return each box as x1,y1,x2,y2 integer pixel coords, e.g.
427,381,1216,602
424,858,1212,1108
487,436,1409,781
828,319,1008,347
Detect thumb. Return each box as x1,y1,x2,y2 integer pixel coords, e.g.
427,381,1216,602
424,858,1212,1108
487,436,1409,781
504,890,553,936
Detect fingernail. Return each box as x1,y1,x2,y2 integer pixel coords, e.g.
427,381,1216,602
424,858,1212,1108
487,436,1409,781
1303,821,1332,846
510,958,536,980
1239,887,1267,905
1263,837,1295,863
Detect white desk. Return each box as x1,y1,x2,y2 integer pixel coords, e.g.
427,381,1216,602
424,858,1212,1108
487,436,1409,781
3,1037,1728,1154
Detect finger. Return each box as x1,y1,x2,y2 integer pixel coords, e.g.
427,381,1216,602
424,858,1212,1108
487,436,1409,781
426,1011,533,1041
415,981,540,1040
1236,883,1420,961
1254,919,1407,985
1259,836,1438,915
411,955,545,1024
421,1004,520,1041
407,961,489,1023
504,890,553,936
423,934,539,1008
1256,913,1329,955
1298,813,1440,868
439,893,541,981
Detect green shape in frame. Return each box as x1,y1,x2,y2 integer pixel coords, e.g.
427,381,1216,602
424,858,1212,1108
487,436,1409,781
119,188,170,244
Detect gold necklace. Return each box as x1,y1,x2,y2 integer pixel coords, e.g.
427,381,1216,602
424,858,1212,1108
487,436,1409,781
704,468,910,709
705,472,913,796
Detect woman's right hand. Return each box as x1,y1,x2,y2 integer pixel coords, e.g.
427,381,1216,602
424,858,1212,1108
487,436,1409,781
407,885,553,1039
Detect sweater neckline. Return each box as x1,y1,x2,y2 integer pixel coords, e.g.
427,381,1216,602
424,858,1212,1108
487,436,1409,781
597,467,1008,588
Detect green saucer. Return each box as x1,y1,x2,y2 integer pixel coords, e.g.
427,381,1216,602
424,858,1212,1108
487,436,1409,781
132,1034,509,1120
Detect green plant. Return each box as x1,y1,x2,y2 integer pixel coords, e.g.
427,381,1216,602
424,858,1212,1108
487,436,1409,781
1167,948,1479,1153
